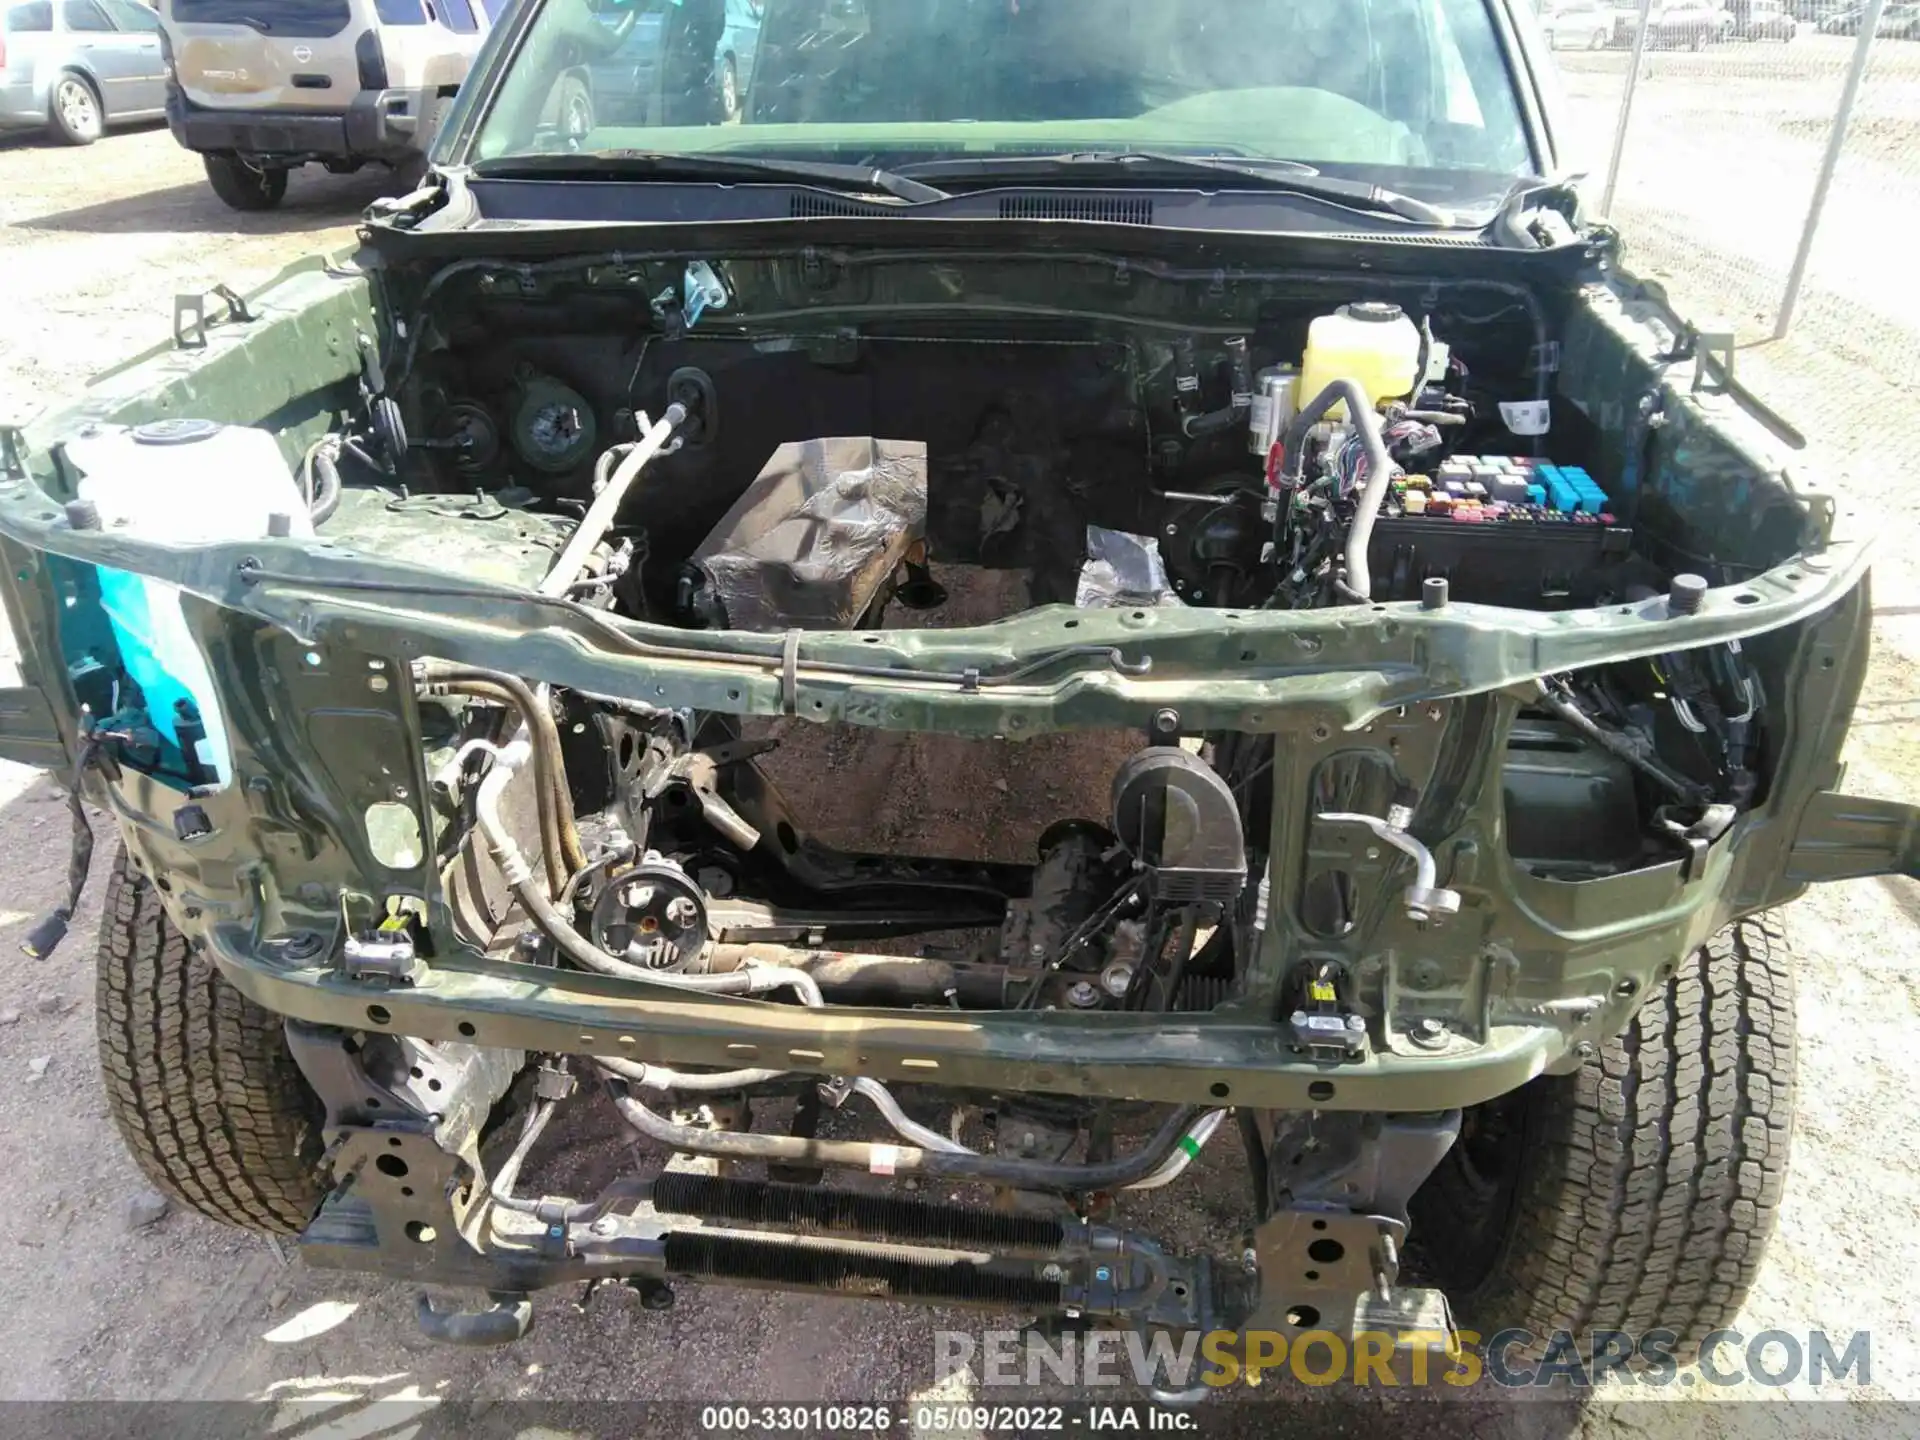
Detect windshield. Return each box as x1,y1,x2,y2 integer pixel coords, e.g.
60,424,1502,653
467,0,1535,203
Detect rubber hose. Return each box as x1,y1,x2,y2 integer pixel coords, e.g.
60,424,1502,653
1275,377,1395,602
309,449,343,526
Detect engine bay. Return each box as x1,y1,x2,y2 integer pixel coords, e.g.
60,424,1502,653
178,257,1783,1030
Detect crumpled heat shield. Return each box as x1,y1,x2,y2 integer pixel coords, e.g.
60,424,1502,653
689,437,929,631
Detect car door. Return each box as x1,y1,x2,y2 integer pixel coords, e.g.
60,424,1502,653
57,0,142,115
98,0,163,112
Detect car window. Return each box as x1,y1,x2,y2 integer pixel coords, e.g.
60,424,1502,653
5,0,54,27
169,0,352,37
434,0,479,31
376,0,428,20
476,0,1536,202
477,0,511,18
62,0,114,29
102,0,159,28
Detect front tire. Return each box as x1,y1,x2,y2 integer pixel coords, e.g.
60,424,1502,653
1410,915,1795,1361
48,71,102,146
203,153,289,211
718,57,740,122
96,850,326,1235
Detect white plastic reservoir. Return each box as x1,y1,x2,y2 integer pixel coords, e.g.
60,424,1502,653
64,419,312,787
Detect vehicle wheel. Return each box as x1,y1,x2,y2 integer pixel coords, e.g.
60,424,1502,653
1409,914,1794,1361
718,57,740,123
558,76,594,148
96,849,326,1235
48,71,103,146
203,153,289,211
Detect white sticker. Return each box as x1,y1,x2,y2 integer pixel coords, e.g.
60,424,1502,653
870,1144,901,1176
1500,400,1552,436
1249,395,1273,433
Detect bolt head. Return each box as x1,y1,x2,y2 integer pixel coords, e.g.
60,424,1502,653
1066,981,1102,1009
591,1216,617,1236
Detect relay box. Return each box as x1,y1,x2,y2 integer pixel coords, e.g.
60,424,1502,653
1367,455,1633,608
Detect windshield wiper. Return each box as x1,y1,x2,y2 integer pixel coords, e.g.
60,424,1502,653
470,152,951,205
895,151,1453,225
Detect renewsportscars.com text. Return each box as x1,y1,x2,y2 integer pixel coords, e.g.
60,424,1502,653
935,1327,1872,1390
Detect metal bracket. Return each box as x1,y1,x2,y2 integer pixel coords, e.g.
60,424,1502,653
1691,327,1738,396
173,286,254,350
172,294,207,351
209,283,254,324
1787,790,1920,883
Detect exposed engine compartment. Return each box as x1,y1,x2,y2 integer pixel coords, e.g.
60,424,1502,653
230,262,1786,1029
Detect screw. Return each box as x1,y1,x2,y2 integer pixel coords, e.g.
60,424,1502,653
1574,1041,1596,1061
1029,942,1047,960
1066,981,1102,1009
591,1216,616,1236
1408,1016,1450,1050
392,785,409,800
1152,707,1181,737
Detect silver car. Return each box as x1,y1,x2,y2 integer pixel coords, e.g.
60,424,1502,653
0,0,166,145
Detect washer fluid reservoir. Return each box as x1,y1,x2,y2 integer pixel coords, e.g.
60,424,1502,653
64,419,311,787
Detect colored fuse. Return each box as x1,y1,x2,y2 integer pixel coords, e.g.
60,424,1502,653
1403,491,1429,515
1526,483,1547,506
1465,480,1488,498
1403,473,1432,491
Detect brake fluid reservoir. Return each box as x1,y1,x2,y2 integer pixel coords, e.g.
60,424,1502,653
65,419,311,786
1298,302,1422,419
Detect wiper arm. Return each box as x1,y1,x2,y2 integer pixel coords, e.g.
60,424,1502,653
470,151,950,204
896,150,1453,225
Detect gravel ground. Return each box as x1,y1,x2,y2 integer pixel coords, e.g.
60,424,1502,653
0,63,1917,1436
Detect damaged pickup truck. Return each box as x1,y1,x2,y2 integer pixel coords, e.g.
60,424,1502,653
1,0,1915,1376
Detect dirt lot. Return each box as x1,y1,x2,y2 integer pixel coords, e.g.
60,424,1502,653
1,86,1918,1437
